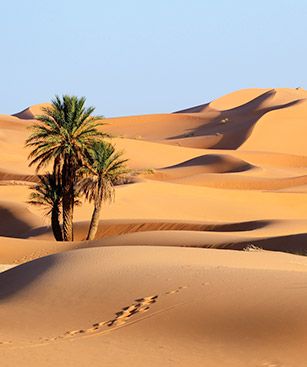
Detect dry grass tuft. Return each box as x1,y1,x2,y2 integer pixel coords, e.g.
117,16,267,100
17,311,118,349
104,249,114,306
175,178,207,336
243,244,264,252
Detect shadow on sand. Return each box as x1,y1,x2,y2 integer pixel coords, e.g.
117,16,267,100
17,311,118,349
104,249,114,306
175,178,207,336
168,89,304,149
0,255,55,300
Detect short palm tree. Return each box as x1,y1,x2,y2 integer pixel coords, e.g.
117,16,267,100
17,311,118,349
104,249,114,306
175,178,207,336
79,141,128,240
28,173,63,241
26,95,105,241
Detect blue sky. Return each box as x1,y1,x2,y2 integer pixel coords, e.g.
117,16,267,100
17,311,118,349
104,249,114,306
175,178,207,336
1,0,306,116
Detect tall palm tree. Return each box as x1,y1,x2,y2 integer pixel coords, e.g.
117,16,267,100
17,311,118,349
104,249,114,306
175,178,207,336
26,95,105,241
79,141,128,241
28,173,63,241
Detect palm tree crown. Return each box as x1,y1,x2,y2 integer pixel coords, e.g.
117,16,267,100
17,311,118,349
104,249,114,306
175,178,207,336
80,141,128,203
26,95,105,171
28,173,62,215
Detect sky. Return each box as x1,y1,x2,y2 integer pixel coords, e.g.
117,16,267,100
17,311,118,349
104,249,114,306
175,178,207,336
0,0,307,117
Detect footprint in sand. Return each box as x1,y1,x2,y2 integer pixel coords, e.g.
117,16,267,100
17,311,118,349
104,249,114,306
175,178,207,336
106,295,159,327
0,286,188,346
165,286,187,295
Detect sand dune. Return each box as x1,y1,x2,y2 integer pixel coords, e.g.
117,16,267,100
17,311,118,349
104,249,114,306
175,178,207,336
12,103,50,120
241,99,307,155
103,112,223,149
162,154,253,173
1,247,307,366
104,88,306,150
0,200,44,238
210,87,307,110
2,88,307,365
150,154,255,182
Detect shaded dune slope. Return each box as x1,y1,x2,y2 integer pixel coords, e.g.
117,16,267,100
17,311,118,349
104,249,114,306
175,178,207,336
0,201,43,238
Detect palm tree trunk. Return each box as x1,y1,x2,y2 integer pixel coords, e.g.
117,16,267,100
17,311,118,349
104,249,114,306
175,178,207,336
86,189,102,241
51,206,63,241
62,157,74,241
62,202,73,241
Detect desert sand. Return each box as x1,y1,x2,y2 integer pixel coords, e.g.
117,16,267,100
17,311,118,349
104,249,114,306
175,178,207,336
1,88,307,366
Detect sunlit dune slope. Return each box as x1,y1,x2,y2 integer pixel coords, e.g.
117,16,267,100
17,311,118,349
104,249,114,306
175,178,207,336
241,99,307,155
209,87,307,110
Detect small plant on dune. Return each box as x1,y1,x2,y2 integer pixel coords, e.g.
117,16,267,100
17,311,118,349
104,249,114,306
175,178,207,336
78,141,128,240
184,132,195,138
26,95,106,241
141,168,156,175
243,244,263,252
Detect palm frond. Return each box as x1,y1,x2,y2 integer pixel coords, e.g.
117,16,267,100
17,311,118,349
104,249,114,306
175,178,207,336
26,94,104,174
27,173,62,216
78,140,129,204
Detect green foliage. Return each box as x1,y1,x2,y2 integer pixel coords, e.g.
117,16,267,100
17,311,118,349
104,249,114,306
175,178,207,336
79,140,128,203
28,173,63,241
28,173,62,215
26,95,106,172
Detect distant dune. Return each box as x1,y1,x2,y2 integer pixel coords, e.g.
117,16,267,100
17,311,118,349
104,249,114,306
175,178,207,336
2,88,307,366
12,103,50,119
